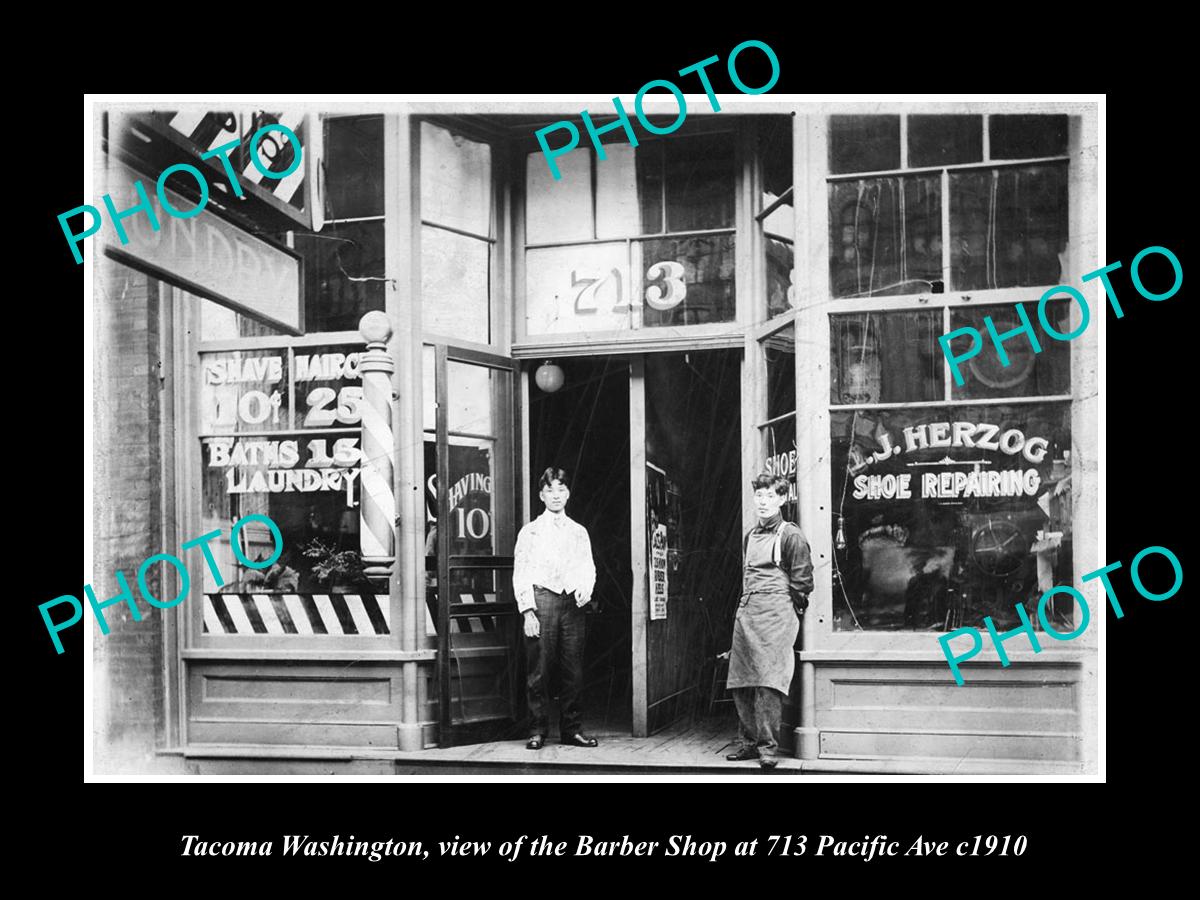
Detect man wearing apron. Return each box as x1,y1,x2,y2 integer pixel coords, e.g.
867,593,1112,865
726,473,813,768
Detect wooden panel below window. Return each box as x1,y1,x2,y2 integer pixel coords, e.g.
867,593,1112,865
812,661,1080,762
188,660,404,748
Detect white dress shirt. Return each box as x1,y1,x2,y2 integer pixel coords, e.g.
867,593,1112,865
512,510,596,613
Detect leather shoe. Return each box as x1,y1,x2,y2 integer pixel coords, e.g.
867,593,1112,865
726,747,759,761
759,756,779,769
526,734,545,750
560,732,598,747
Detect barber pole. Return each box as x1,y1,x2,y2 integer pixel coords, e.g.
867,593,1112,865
357,311,396,582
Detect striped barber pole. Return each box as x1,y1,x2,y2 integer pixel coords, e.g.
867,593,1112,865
357,312,395,579
162,110,308,208
203,593,391,636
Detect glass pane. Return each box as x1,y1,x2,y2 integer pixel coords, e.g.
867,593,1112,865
665,132,735,231
948,302,1071,399
764,323,795,420
199,298,288,341
766,237,794,318
324,115,383,219
199,349,290,435
525,242,631,335
989,115,1068,159
760,415,798,524
199,429,374,599
636,140,664,233
444,601,523,722
595,143,642,238
422,226,490,343
447,360,497,435
762,195,794,241
950,163,1067,290
420,122,491,236
829,175,942,298
293,220,385,333
908,114,982,168
761,115,793,199
446,436,498,556
423,345,436,432
830,403,1073,632
526,147,593,244
640,233,735,326
830,311,943,404
829,115,900,175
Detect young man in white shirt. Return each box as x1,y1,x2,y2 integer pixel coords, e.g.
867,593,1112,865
512,467,598,750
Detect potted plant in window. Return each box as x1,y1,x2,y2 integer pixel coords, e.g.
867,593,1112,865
301,538,372,594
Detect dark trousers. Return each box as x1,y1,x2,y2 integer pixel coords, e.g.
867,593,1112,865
732,686,783,759
525,586,586,737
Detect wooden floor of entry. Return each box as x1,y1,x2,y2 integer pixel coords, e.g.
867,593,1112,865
394,711,798,774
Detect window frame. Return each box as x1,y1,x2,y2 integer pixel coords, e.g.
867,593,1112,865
185,326,401,654
297,114,388,335
415,116,507,353
514,115,750,353
795,105,1097,658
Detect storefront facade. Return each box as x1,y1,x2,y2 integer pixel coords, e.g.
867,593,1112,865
93,100,1097,774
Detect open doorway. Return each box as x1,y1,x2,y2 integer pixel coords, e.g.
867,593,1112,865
526,350,743,740
528,357,633,733
643,350,742,734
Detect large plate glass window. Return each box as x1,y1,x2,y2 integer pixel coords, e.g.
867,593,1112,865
197,342,388,638
824,112,1076,635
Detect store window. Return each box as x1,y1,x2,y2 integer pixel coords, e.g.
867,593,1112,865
196,341,387,637
830,403,1072,632
420,123,493,344
524,124,736,336
292,115,386,333
825,112,1077,634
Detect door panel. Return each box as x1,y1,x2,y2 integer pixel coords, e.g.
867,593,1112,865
434,346,524,746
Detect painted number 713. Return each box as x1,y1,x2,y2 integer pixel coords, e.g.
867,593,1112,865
572,261,687,315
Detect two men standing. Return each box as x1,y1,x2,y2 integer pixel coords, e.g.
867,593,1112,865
510,466,812,765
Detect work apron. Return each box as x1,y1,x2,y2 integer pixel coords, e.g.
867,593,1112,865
727,527,799,695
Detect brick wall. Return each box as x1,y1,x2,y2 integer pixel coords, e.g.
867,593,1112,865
93,256,179,775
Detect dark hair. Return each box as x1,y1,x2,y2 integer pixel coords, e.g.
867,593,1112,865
539,467,570,491
751,473,789,497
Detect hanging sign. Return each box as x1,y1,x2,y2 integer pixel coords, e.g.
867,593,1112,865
104,158,302,333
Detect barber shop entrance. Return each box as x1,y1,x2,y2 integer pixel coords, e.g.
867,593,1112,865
526,350,742,738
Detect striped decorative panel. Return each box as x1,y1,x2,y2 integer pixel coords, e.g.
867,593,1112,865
203,593,390,636
455,592,497,634
421,593,504,635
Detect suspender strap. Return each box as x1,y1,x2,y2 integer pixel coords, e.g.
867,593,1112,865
745,522,794,569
